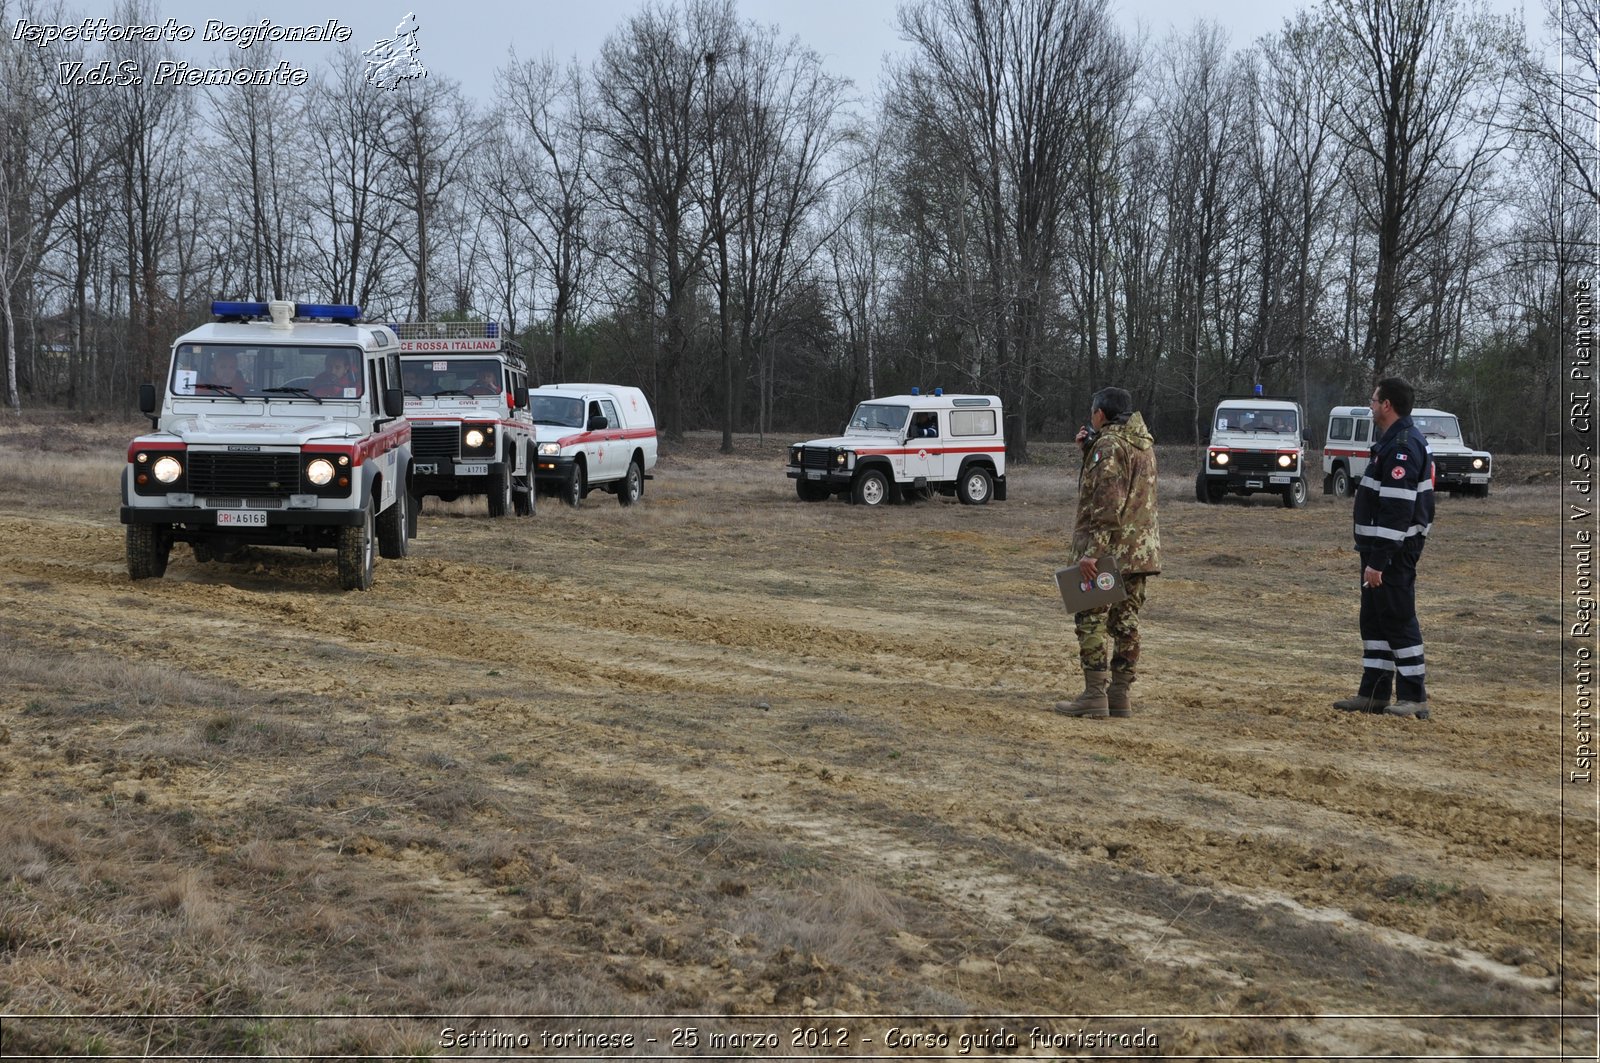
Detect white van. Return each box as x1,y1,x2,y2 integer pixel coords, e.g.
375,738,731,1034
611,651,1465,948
530,384,658,506
1323,405,1492,498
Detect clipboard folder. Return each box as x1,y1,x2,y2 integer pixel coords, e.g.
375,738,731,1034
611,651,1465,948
1054,556,1127,612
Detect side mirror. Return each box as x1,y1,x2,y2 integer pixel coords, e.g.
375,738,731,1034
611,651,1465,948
138,382,157,415
513,386,529,410
587,414,608,431
383,387,404,418
1302,428,1311,443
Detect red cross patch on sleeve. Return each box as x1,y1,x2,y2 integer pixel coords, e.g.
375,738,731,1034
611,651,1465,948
1390,465,1406,480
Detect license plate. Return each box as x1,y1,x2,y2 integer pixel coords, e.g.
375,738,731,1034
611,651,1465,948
1245,479,1264,489
806,469,824,480
456,463,488,476
1470,474,1487,483
414,462,437,475
217,510,267,527
1269,474,1290,484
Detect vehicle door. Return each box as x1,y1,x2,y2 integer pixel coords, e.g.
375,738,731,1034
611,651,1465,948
1350,415,1372,478
901,411,943,484
598,397,625,479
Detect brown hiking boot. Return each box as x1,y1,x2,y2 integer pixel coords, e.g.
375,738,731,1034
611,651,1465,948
1385,700,1431,720
1052,670,1111,718
1332,693,1388,713
1108,666,1135,718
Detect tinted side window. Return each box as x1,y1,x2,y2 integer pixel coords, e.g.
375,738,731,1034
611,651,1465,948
1329,417,1353,441
1355,419,1371,443
601,399,621,427
949,410,996,436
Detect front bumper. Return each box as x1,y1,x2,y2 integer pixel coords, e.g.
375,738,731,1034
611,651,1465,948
120,504,367,528
786,466,852,485
1202,468,1301,490
412,457,496,494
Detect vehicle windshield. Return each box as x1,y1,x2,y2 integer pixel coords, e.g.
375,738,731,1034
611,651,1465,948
529,394,585,428
1411,414,1462,441
846,403,909,434
400,357,505,397
1216,408,1297,435
170,343,364,399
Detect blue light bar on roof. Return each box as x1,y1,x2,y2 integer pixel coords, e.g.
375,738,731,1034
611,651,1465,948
212,300,270,319
487,322,500,339
296,303,361,322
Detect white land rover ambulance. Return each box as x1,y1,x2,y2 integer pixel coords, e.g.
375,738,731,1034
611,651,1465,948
529,384,658,507
120,300,414,591
395,323,536,517
1195,392,1310,507
1323,404,1492,498
786,390,1007,506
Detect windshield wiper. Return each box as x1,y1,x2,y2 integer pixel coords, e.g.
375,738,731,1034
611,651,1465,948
263,386,324,405
195,383,246,403
404,388,422,398
431,388,471,397
532,418,578,426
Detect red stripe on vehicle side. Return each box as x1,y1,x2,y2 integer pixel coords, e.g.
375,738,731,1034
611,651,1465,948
553,427,658,448
849,446,1006,457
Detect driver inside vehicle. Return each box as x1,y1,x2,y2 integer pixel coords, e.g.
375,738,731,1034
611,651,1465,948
467,363,503,396
204,351,250,390
311,351,360,396
910,412,939,438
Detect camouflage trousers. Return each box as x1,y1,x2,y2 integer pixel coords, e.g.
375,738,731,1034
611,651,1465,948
1074,574,1148,672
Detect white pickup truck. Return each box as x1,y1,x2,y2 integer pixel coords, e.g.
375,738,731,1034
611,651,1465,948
529,384,658,507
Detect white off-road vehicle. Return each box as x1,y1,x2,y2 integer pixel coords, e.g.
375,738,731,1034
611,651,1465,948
396,323,536,518
1195,394,1310,508
120,300,414,590
1323,404,1492,498
786,390,1007,506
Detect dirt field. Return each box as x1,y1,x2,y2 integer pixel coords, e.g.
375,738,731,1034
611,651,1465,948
0,420,1589,1060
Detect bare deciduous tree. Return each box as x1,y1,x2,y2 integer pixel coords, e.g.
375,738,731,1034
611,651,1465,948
1324,0,1518,377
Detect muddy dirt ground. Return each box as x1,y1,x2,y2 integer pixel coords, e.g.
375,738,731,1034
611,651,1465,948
0,421,1589,1059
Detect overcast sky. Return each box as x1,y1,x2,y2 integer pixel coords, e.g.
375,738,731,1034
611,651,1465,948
30,0,1540,108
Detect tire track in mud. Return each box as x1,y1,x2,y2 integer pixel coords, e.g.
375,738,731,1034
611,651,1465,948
0,498,1581,1055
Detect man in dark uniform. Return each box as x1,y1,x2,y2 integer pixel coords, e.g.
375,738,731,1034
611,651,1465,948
1335,377,1435,719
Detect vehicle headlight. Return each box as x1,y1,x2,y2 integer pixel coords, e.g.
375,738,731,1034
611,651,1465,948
1278,454,1293,468
152,456,183,483
538,442,561,456
465,429,486,449
1213,451,1229,466
306,458,336,486
833,449,849,468
1472,457,1484,469
790,447,802,466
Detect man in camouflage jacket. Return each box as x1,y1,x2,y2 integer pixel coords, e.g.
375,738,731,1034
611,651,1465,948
1054,387,1162,719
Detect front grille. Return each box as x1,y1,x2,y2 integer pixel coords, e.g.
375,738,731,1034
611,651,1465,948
1434,455,1481,478
1218,450,1292,475
188,453,302,497
411,425,459,462
800,446,835,470
202,498,287,509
